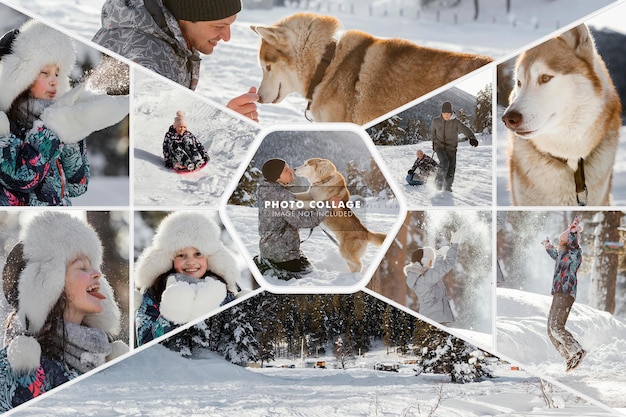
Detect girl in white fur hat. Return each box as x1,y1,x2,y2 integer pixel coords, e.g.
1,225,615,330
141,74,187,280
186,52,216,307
134,211,244,346
0,211,128,411
0,19,128,206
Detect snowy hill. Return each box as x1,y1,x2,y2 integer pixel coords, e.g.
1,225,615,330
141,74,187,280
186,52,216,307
132,71,259,207
497,288,626,409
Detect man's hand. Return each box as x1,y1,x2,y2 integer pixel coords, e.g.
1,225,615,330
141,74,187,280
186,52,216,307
227,87,259,122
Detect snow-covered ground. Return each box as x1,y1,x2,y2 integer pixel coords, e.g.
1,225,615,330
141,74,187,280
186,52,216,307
224,204,401,292
7,343,618,417
132,70,259,207
497,288,626,410
378,136,493,207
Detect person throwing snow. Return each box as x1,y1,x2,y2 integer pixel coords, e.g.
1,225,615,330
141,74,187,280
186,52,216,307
542,215,586,372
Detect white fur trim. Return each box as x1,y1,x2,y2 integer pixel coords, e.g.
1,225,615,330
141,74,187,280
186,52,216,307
84,276,122,337
0,111,9,135
135,212,240,292
0,20,75,112
7,335,41,374
107,340,129,361
17,212,119,336
420,247,436,268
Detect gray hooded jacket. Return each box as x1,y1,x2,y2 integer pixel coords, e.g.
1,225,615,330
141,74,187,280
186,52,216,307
405,243,458,324
93,0,200,90
257,179,327,263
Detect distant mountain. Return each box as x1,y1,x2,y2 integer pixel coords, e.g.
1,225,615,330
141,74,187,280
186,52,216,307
393,87,477,130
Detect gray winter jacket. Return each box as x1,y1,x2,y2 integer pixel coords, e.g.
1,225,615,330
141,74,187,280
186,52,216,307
257,179,327,263
431,114,475,151
93,0,200,90
405,243,458,324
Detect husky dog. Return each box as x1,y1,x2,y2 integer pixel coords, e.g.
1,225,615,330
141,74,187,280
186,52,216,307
251,13,492,125
502,24,622,206
294,158,386,273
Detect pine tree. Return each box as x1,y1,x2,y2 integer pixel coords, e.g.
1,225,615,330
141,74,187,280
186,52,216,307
412,325,492,383
474,84,492,134
228,161,262,206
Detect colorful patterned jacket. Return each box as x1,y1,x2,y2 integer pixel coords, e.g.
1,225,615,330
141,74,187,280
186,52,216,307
545,231,582,298
0,346,78,412
0,125,89,206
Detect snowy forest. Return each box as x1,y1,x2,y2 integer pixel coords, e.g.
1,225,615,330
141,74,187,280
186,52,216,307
164,291,494,383
367,83,492,146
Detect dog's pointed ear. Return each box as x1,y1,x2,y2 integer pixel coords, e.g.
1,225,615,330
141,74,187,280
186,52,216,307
558,24,596,62
250,25,286,46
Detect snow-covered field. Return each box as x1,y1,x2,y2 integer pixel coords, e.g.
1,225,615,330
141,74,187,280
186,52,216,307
132,71,259,207
378,136,493,207
7,344,618,417
497,288,626,410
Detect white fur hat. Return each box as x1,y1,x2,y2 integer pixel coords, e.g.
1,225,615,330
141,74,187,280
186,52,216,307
0,19,76,112
2,212,122,373
134,212,240,293
411,247,436,268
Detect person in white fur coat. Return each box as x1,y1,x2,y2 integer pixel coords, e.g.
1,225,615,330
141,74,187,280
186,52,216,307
405,226,466,325
0,19,128,206
0,212,128,412
134,211,245,346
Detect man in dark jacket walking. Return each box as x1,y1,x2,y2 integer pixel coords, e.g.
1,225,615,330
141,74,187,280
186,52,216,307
431,101,478,192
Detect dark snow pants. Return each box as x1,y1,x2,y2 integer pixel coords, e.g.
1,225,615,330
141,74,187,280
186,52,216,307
547,293,582,361
434,147,457,191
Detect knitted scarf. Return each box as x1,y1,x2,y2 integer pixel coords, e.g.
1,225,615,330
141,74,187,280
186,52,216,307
55,321,112,374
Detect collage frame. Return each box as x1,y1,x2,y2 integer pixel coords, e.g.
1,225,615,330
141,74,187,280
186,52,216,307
0,0,625,415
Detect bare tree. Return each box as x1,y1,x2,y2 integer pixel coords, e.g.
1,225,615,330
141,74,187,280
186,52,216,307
588,211,621,313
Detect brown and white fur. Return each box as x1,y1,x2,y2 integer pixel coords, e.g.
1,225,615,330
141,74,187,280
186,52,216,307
502,24,622,206
251,13,492,125
293,158,386,273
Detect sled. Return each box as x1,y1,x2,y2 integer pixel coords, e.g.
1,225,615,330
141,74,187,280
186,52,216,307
172,160,208,174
